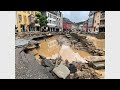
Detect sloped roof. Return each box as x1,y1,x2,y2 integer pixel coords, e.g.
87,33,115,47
63,17,73,23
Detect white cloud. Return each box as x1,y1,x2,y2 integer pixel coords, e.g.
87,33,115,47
61,11,71,18
61,11,90,22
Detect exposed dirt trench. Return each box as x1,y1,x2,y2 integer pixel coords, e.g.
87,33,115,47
29,35,92,61
27,35,105,79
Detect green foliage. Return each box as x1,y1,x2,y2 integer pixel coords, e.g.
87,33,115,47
35,12,48,28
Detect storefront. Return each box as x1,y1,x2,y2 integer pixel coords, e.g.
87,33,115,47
35,24,40,31
99,27,105,32
20,24,25,32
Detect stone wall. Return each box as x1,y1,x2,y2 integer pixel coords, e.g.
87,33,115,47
70,33,105,56
95,32,105,39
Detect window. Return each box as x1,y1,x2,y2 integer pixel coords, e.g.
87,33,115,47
50,20,51,23
18,15,22,22
51,14,53,18
55,16,56,19
54,16,56,19
101,12,105,18
48,13,49,17
49,14,50,18
100,20,105,25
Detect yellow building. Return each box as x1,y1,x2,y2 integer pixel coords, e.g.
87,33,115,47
16,11,40,32
93,11,105,32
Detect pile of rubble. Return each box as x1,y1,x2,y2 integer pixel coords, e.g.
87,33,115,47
70,33,105,56
15,34,104,79
16,32,43,39
81,36,105,56
38,55,102,79
15,32,27,39
16,45,102,79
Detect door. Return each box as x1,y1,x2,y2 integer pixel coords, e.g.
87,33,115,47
21,25,25,32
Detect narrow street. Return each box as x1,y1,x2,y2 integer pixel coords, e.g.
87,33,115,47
15,11,105,79
15,33,105,79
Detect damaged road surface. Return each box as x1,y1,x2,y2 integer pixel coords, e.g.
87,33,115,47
15,48,54,79
15,34,105,79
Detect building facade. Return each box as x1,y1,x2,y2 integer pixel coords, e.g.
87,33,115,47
77,21,84,31
99,11,105,32
63,22,72,31
63,17,72,32
88,11,95,33
93,11,105,33
60,12,63,32
78,24,83,31
41,11,63,32
16,11,40,32
71,23,78,31
83,20,88,32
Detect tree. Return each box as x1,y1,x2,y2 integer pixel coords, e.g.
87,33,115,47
35,11,48,31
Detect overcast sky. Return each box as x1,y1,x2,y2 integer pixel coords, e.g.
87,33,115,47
61,11,90,23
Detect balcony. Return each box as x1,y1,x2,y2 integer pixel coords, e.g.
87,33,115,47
100,24,105,27
28,14,35,26
100,22,105,27
100,12,105,20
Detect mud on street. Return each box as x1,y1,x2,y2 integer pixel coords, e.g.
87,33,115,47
15,33,105,79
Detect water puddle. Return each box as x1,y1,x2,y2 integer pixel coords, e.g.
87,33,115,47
31,35,92,61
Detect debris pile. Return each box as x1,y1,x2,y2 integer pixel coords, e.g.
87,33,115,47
16,32,42,39
15,34,104,79
85,56,105,70
70,33,105,56
15,48,54,79
38,55,102,79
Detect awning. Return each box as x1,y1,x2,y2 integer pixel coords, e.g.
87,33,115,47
48,25,62,29
48,25,56,28
55,26,61,29
35,24,40,27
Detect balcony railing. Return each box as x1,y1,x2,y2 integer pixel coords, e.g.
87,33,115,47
100,12,105,20
100,24,105,27
28,14,35,25
100,22,105,27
